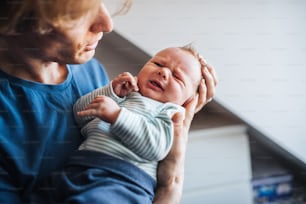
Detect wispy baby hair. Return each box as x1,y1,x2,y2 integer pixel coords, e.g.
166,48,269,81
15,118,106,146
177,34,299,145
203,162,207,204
179,43,207,72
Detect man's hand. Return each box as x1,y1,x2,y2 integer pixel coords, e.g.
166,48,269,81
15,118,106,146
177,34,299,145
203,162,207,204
196,58,218,112
153,94,197,204
153,61,217,204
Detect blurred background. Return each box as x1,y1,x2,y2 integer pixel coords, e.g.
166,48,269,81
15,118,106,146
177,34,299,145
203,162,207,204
97,0,306,203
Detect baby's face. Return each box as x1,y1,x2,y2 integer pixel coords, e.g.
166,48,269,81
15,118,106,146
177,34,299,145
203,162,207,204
137,47,201,105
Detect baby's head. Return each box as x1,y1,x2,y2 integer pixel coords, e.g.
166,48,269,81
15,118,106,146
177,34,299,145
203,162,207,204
137,44,203,106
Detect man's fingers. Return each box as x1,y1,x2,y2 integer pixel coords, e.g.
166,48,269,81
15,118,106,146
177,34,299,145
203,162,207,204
183,94,198,127
195,79,207,113
171,112,184,124
205,63,218,86
203,67,216,101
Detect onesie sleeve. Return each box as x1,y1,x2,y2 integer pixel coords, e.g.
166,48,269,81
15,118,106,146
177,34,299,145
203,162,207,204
110,103,185,161
73,82,125,127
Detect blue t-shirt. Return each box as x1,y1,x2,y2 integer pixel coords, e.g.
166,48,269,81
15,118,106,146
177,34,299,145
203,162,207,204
0,58,109,203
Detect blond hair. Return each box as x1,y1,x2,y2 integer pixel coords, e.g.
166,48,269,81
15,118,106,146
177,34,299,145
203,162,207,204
0,0,132,35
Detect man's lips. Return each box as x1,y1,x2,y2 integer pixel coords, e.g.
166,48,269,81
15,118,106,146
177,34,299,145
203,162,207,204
85,34,103,51
85,41,99,51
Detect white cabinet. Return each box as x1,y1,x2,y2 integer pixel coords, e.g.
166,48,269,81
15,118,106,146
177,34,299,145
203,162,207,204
182,125,253,204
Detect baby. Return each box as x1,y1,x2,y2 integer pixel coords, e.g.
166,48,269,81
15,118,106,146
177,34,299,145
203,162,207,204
48,44,204,203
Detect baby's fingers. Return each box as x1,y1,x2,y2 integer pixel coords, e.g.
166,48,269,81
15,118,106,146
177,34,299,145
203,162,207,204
77,108,97,117
120,73,138,91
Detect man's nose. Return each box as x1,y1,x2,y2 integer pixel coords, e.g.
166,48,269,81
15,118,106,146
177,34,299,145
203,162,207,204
90,3,114,33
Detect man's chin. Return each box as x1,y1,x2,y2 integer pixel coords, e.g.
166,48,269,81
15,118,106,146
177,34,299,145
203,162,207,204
76,50,96,64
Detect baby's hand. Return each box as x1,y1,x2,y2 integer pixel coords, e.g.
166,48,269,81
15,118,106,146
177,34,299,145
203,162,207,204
112,72,139,97
77,95,120,124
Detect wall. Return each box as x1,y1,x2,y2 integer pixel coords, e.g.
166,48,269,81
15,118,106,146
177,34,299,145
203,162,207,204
107,0,306,165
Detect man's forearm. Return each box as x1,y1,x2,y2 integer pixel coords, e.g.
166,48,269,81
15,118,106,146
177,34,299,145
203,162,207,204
153,125,187,204
153,158,184,204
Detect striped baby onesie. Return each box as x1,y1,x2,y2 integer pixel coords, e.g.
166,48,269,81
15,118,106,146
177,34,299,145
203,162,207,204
73,83,184,179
